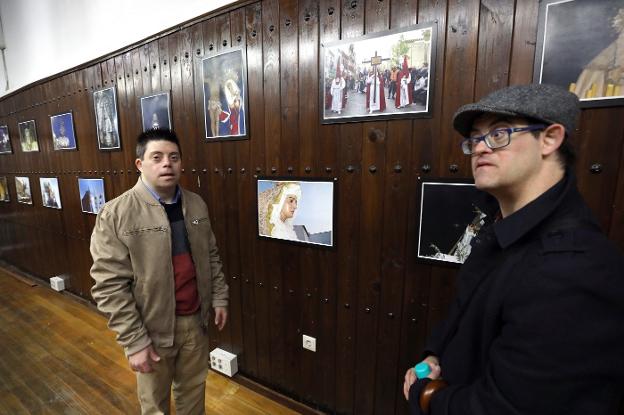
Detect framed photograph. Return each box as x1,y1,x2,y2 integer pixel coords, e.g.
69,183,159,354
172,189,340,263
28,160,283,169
0,125,12,154
39,177,62,209
50,112,77,150
257,177,336,248
140,91,172,131
417,179,496,265
15,176,32,204
534,0,624,108
93,87,121,150
78,178,106,214
0,176,9,202
202,47,248,140
18,120,39,152
320,22,436,124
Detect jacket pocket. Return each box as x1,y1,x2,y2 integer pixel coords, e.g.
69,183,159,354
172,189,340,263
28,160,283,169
123,226,167,236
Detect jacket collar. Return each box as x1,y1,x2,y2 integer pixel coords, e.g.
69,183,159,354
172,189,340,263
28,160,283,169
133,178,181,206
492,169,574,249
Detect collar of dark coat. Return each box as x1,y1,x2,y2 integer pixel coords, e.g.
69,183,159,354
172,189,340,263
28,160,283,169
492,169,574,249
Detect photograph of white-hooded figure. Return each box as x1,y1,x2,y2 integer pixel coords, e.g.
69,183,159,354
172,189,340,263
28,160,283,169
257,179,335,247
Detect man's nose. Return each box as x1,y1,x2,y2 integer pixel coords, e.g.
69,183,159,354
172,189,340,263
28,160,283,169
472,139,491,155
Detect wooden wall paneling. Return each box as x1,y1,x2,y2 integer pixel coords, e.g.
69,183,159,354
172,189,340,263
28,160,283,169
261,0,286,389
223,6,246,360
159,37,172,93
353,1,390,413
188,21,204,171
168,32,185,162
509,0,539,86
214,12,238,353
98,61,115,197
425,0,480,346
176,27,197,193
373,121,413,415
575,108,624,232
333,1,365,412
436,0,480,178
131,47,146,143
139,44,152,98
390,0,418,28
353,121,386,415
242,1,264,379
115,54,136,181
148,40,161,94
609,141,624,251
102,58,126,199
473,0,515,100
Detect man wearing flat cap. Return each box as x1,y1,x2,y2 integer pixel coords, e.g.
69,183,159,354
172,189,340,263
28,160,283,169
403,84,624,414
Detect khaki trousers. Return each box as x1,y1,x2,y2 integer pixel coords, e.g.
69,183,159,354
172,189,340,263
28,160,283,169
136,313,210,415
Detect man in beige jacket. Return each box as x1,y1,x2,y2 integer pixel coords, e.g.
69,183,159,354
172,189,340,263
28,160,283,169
90,128,229,415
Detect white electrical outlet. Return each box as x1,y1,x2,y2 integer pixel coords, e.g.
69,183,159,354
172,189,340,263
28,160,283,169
302,334,316,352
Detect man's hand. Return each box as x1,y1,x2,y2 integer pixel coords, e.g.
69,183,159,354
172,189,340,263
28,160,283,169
214,306,228,331
128,345,160,373
403,355,442,400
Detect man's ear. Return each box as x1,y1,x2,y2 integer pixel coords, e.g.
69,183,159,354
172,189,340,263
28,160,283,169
135,158,143,172
541,123,565,157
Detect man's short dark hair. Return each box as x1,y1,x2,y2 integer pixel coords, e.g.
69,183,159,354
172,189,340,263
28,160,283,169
136,128,181,160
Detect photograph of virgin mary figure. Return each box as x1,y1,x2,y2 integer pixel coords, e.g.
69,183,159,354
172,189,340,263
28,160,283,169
202,48,248,140
50,112,77,150
257,178,335,247
93,87,121,149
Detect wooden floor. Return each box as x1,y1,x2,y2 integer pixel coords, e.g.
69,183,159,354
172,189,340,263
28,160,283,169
0,268,300,415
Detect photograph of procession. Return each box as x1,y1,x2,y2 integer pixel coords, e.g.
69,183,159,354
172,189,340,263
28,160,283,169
320,23,436,124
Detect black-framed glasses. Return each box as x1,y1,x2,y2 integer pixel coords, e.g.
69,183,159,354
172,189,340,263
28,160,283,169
460,124,546,155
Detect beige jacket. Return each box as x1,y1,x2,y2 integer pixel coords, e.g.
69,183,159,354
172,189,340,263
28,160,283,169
90,179,228,356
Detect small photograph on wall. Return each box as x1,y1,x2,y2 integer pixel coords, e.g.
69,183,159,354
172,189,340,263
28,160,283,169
534,0,624,108
93,87,121,150
0,125,12,154
15,176,33,204
50,112,77,150
202,47,248,140
78,178,106,214
0,176,10,202
39,177,62,209
140,91,172,131
18,120,39,152
320,22,436,124
417,179,495,265
257,177,335,248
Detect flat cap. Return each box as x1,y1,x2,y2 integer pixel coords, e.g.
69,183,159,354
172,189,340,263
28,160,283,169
452,84,580,137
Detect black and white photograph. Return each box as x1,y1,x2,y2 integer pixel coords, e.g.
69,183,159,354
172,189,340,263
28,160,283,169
202,48,248,140
15,176,33,204
534,0,624,107
257,178,335,248
0,125,12,154
50,112,77,150
140,91,172,132
320,22,436,124
0,176,9,202
78,178,106,214
417,180,495,265
93,87,121,149
39,177,62,209
18,120,39,152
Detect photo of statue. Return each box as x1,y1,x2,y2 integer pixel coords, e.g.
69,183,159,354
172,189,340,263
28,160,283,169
202,48,247,140
18,120,39,152
0,125,12,154
536,0,624,106
140,92,172,132
39,177,62,209
15,176,33,204
93,87,120,150
417,181,497,265
257,179,335,247
0,176,9,202
78,178,106,214
50,112,77,150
